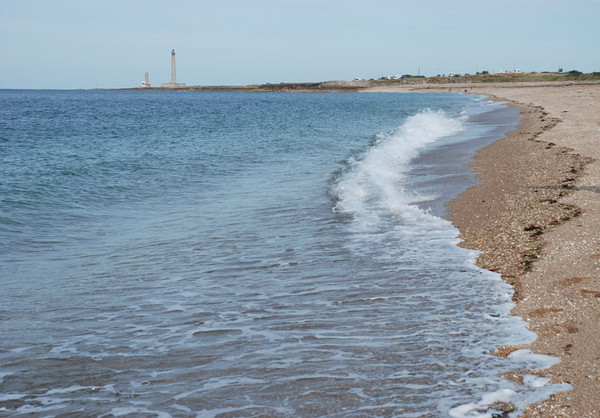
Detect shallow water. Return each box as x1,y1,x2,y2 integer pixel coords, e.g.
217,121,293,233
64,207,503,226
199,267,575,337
0,90,568,416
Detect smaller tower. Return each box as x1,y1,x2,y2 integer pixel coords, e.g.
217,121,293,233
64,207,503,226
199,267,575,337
141,72,151,88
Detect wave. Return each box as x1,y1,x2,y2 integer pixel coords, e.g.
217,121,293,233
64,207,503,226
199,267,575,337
331,109,464,226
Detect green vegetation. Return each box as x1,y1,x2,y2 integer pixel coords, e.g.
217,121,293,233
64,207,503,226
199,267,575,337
394,70,600,85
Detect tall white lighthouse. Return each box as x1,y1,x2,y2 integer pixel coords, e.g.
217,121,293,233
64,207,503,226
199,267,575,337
162,49,186,88
171,49,176,84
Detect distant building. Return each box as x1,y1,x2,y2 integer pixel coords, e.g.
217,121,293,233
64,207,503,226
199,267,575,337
161,49,186,88
141,72,151,88
380,74,403,80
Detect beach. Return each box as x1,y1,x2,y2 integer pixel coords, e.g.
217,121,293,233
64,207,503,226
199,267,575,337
366,82,600,415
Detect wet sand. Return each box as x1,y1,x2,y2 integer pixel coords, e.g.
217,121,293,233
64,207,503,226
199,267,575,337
365,82,600,416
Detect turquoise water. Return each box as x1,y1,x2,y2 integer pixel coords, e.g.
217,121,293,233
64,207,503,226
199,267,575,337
0,90,567,416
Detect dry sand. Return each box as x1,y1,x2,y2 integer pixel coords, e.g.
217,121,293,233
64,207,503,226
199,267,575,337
364,82,600,416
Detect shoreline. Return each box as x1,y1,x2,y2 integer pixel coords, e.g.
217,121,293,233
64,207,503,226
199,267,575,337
423,84,599,415
365,82,600,415
447,92,588,415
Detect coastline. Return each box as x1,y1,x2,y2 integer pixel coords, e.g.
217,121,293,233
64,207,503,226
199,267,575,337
368,83,600,415
469,84,600,417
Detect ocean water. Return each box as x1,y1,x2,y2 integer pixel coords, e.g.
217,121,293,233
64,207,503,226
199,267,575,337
0,90,569,416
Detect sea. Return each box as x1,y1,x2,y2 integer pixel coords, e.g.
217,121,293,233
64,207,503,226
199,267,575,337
0,90,571,417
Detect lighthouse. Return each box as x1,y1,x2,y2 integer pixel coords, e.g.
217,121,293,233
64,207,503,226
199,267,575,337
170,49,176,84
162,49,186,88
141,72,151,88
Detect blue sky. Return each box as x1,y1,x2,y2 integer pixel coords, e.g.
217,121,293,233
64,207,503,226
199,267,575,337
1,0,598,89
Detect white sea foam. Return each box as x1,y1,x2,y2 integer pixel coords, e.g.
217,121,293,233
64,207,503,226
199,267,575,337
333,109,464,225
448,336,571,417
333,107,570,417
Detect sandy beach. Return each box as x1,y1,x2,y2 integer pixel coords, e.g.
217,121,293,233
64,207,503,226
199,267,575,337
365,82,600,415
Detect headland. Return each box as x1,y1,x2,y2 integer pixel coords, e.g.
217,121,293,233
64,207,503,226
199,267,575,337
125,71,600,92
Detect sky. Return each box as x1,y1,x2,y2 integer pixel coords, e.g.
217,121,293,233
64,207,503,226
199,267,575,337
1,0,599,89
